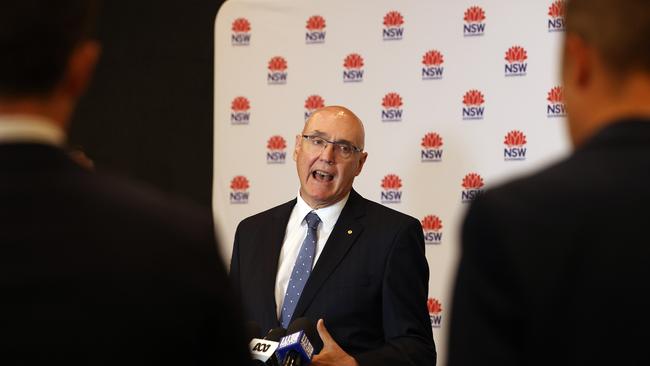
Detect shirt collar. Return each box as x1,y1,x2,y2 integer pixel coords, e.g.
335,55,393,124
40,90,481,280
0,114,65,146
295,192,350,228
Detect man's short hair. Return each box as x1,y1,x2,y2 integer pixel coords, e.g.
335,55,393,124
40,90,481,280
0,0,99,98
566,0,650,75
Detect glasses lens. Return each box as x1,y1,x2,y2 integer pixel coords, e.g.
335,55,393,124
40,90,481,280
303,136,356,159
335,143,352,158
308,136,325,147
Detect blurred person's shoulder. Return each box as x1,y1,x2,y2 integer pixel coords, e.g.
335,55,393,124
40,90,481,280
79,168,215,241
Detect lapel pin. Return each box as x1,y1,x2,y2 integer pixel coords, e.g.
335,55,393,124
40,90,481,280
347,230,353,235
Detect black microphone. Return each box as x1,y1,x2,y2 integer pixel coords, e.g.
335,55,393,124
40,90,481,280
276,318,318,366
249,326,287,366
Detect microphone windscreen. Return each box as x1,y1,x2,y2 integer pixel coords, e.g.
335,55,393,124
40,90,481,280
264,327,287,342
286,317,322,351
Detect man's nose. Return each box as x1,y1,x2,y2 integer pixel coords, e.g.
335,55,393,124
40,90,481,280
319,143,336,164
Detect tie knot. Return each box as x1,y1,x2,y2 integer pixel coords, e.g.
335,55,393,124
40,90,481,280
304,212,321,230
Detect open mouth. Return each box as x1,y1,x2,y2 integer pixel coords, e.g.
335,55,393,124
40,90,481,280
312,170,334,182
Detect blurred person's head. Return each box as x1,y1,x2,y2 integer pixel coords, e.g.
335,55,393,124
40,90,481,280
563,0,650,146
293,106,368,209
0,0,100,126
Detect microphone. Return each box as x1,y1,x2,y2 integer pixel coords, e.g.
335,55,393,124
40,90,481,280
276,318,318,366
249,327,287,366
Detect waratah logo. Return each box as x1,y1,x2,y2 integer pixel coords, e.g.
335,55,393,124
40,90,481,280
428,298,443,329
343,53,364,83
267,56,288,85
462,89,485,120
421,132,443,162
383,11,404,41
422,215,443,245
230,96,250,125
504,46,528,77
461,173,484,203
380,174,402,204
381,92,403,122
463,6,486,37
504,130,527,161
422,50,444,80
267,135,287,164
231,18,251,46
304,95,325,121
230,176,250,204
548,1,566,32
547,86,566,117
306,15,326,44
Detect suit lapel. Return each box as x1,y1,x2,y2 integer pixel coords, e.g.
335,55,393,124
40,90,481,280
261,199,296,327
292,190,366,319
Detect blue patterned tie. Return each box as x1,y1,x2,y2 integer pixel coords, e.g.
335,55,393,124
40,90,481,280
280,211,321,328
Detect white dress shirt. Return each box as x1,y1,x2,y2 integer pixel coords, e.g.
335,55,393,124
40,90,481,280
0,114,64,146
274,192,350,318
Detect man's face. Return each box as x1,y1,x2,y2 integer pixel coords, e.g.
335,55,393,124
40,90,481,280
293,107,368,209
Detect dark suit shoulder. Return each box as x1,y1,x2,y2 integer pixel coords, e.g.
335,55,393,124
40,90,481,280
356,194,421,228
80,170,214,239
236,198,296,229
483,121,650,208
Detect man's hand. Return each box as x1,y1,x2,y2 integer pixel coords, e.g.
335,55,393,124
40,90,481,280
311,319,359,366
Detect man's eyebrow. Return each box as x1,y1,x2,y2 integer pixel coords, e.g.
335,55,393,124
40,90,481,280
305,130,327,138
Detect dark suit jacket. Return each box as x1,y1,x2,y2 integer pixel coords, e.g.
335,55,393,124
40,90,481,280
0,143,249,365
231,189,436,366
448,119,650,366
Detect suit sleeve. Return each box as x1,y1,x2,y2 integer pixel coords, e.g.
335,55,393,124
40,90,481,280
447,195,524,366
354,218,437,366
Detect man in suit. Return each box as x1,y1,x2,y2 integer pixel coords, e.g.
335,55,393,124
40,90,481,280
0,1,249,364
448,0,650,365
231,106,436,366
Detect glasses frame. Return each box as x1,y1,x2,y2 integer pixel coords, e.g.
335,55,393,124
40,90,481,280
301,134,363,159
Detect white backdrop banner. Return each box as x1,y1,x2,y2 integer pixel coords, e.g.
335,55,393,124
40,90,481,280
213,0,570,363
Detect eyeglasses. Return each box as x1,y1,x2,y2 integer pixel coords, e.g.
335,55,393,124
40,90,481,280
301,135,363,159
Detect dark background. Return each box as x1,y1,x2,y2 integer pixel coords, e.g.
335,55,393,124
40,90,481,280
69,0,226,209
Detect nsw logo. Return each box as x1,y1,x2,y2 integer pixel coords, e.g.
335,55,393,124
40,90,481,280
230,176,250,204
428,298,443,329
381,93,403,122
304,95,325,121
462,89,485,120
505,46,528,77
548,1,566,32
504,130,527,161
383,11,404,41
306,15,326,44
422,215,443,245
230,97,250,125
547,86,566,118
461,173,484,203
463,6,486,37
380,174,402,204
422,50,444,80
267,136,287,164
343,53,364,83
231,18,251,46
421,132,443,162
267,56,288,85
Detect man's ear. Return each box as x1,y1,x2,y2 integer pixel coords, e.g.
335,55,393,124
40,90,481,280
293,134,302,161
563,34,591,90
61,40,101,98
354,152,368,176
